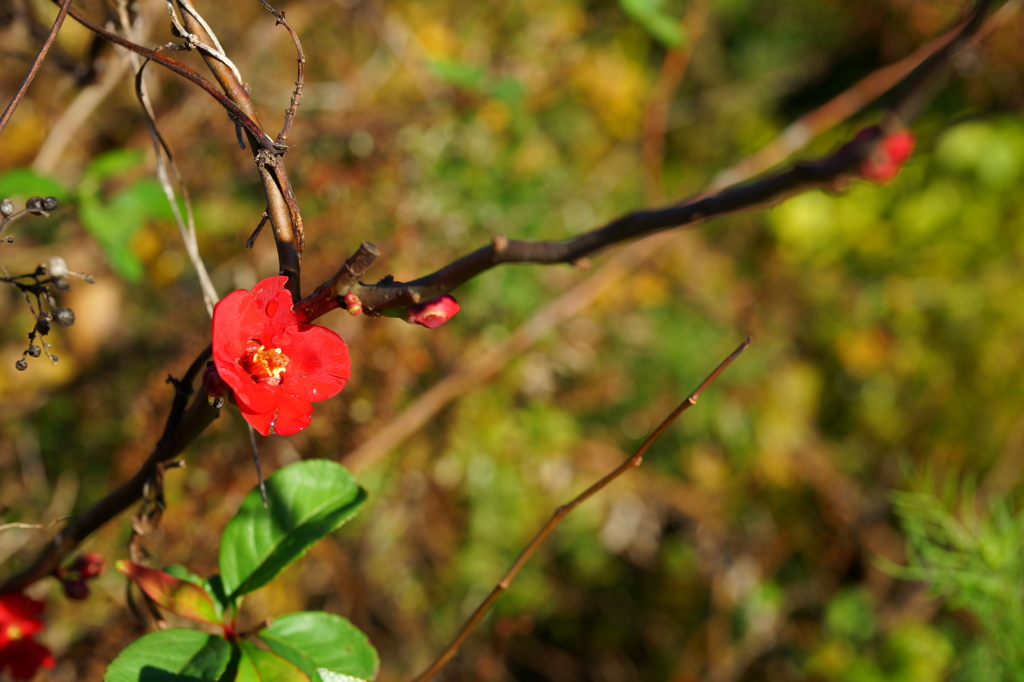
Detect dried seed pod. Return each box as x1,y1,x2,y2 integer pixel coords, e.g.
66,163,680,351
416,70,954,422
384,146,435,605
55,308,75,327
46,257,68,278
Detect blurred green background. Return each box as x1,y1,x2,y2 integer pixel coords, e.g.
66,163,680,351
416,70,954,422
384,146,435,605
2,0,1024,680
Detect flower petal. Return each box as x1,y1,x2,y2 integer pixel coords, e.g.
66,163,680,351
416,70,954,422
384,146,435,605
249,276,304,335
269,393,315,435
274,324,352,403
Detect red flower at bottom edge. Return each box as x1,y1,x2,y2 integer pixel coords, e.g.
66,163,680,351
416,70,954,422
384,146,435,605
0,593,56,681
212,276,352,436
0,638,56,681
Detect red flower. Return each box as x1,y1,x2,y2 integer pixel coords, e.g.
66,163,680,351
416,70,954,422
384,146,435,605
860,130,915,183
406,294,460,328
212,277,352,436
0,593,56,680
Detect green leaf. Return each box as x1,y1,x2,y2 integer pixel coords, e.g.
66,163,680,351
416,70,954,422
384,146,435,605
82,148,147,184
219,460,367,600
260,612,379,682
0,168,68,202
78,178,171,281
105,629,232,682
235,641,310,682
619,0,686,47
116,561,224,626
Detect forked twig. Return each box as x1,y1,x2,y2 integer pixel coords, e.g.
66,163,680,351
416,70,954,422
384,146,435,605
0,0,74,136
410,337,752,682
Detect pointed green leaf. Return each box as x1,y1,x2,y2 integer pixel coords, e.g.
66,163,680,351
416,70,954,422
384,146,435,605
260,612,379,682
105,629,231,682
117,560,223,626
235,641,310,682
219,460,366,600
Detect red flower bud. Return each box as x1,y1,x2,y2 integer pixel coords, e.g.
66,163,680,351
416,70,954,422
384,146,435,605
406,294,460,329
203,361,232,408
860,130,915,183
72,552,105,579
343,292,363,316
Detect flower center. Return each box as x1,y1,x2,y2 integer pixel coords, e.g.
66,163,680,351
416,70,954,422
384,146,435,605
239,338,290,386
6,624,23,641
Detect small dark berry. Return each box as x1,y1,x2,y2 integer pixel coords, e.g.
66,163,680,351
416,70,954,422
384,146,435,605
0,198,14,216
26,196,43,211
27,344,41,358
36,318,51,335
42,196,59,211
55,308,75,326
62,579,90,600
15,359,27,371
54,277,71,292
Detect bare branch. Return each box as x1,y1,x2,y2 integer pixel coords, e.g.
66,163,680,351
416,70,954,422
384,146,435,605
256,0,307,146
0,0,73,136
409,338,752,682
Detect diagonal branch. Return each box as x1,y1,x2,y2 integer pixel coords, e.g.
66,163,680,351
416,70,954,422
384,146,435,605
409,338,752,682
295,0,995,319
0,0,74,136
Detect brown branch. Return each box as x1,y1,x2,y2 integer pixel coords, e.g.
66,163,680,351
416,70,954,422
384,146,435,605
0,346,215,594
709,0,1018,189
297,0,994,318
409,338,752,682
173,0,304,300
0,0,74,136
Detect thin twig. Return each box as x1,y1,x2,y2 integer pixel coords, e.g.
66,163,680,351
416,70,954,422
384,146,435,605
256,0,307,145
120,0,219,316
0,0,74,136
0,517,72,533
409,338,752,682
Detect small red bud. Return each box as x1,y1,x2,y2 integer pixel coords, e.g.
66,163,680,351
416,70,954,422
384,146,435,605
406,294,460,328
73,552,105,579
343,292,363,316
860,130,915,183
